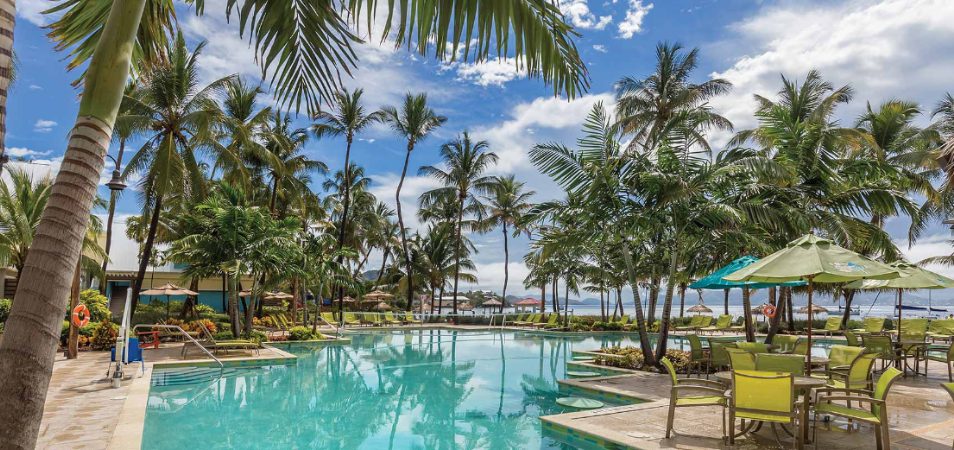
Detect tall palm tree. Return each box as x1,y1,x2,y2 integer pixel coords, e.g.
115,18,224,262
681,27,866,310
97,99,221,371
482,176,535,312
933,93,954,182
2,3,587,443
213,77,272,185
261,112,326,216
121,34,229,313
383,94,446,306
0,169,53,274
420,133,497,315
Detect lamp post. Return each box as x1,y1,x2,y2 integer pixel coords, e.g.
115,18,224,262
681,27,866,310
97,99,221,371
100,154,127,294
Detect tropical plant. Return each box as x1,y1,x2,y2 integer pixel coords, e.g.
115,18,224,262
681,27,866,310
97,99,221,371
384,93,446,305
482,175,535,313
419,132,497,314
0,169,53,274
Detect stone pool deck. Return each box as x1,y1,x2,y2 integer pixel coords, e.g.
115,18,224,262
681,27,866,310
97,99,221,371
36,343,300,449
545,362,954,449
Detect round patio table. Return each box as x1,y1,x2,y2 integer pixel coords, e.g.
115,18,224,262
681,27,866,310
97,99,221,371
713,370,826,443
893,340,929,376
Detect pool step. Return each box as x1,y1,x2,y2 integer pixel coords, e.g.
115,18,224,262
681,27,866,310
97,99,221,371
151,367,244,386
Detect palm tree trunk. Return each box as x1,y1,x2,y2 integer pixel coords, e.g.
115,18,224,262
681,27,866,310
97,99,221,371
741,287,754,341
678,282,686,318
66,262,81,359
375,247,389,287
599,289,605,322
99,139,126,294
311,282,322,334
500,224,509,314
654,245,678,364
619,241,654,365
229,270,240,337
268,175,279,214
395,142,414,308
0,0,13,173
840,289,855,329
130,195,163,314
723,289,729,315
335,136,355,309
290,278,298,326
0,0,146,445
786,289,795,332
562,277,569,327
551,278,558,317
451,195,464,317
648,275,659,326
765,287,780,344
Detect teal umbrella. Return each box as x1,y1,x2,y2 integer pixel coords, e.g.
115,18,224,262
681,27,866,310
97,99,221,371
689,256,807,290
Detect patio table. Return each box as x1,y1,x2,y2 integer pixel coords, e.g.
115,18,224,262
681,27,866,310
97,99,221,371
893,340,929,377
714,370,826,444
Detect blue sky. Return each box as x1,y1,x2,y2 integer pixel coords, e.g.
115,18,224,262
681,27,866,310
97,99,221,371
8,0,954,299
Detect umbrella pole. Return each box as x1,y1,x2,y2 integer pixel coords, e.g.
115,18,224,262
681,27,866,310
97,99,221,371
806,276,814,370
897,288,902,338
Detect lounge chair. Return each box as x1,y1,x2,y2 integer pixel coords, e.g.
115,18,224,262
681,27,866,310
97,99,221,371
851,317,885,334
404,312,423,324
533,314,560,329
368,313,386,327
844,330,861,347
697,316,714,331
812,367,902,449
811,317,843,336
184,323,260,356
510,313,527,324
614,315,630,328
514,313,540,326
674,315,703,332
320,312,337,325
662,357,727,440
383,311,403,325
755,353,805,376
729,370,802,447
700,315,732,334
926,343,953,381
343,312,361,326
359,313,376,326
927,319,954,342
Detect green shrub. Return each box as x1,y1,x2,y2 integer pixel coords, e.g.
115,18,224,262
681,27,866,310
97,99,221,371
0,298,11,323
213,330,236,341
288,326,320,341
91,319,119,351
79,289,111,322
193,303,216,318
595,347,692,373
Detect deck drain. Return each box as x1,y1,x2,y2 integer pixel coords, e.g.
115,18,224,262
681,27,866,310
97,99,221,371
556,397,604,409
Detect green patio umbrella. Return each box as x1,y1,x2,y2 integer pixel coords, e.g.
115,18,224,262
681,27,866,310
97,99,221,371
724,234,899,368
845,260,954,336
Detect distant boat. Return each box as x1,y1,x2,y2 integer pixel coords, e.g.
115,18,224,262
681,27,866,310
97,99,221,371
837,305,860,315
896,304,948,312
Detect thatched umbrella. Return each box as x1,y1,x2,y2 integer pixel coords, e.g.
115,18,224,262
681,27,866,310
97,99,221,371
686,303,712,315
364,289,394,301
797,304,829,314
374,302,391,311
140,283,199,319
458,302,474,311
480,299,503,309
264,291,293,300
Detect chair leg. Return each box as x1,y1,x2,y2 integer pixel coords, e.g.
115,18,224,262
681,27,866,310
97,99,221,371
666,401,676,438
874,424,883,450
728,412,735,445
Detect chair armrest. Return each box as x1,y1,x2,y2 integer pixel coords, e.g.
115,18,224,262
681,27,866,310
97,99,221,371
672,385,727,397
813,387,872,396
817,395,884,406
676,378,725,388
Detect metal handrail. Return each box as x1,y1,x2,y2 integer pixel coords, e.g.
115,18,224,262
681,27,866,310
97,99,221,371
132,324,224,369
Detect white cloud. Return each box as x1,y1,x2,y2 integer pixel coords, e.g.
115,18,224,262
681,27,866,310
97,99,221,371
28,84,43,91
471,93,615,172
592,44,608,53
709,0,954,137
618,0,653,39
367,172,443,232
5,147,50,158
450,57,524,87
559,0,613,30
900,233,954,279
17,0,52,26
2,158,62,185
33,119,57,133
459,261,532,296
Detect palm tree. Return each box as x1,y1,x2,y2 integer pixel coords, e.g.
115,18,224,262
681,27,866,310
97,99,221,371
312,88,384,252
0,169,52,274
121,34,229,313
261,112,326,216
933,93,954,182
383,94,446,306
213,77,272,185
420,133,498,315
482,176,535,313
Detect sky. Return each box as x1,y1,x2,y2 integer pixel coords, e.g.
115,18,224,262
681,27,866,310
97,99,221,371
7,0,954,300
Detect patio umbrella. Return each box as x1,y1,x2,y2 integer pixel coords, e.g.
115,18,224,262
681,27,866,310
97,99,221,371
686,303,712,315
363,289,394,301
480,299,503,308
845,260,954,336
140,283,199,320
342,296,356,303
263,291,293,300
458,302,474,311
374,302,391,311
724,234,899,368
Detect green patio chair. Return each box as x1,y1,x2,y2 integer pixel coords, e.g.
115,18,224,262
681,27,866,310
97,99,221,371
700,315,732,334
535,313,561,329
862,334,900,372
662,357,727,440
844,330,860,347
674,315,703,332
514,313,539,326
343,312,361,326
726,348,756,371
707,341,735,375
813,367,902,450
320,312,337,325
827,352,877,390
772,335,799,353
614,315,630,327
792,338,810,356
926,342,954,381
728,370,802,447
686,334,709,377
812,317,843,336
698,315,714,330
736,342,771,354
728,316,746,332
383,311,403,325
927,319,954,342
367,313,385,326
510,313,527,324
404,312,422,324
755,353,805,376
823,345,865,378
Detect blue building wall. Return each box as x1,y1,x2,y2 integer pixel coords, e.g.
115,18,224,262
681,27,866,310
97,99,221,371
106,280,230,313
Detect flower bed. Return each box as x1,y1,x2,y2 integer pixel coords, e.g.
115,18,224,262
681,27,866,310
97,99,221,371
592,347,693,373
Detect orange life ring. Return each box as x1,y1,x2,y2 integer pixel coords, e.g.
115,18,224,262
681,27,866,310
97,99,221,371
762,304,777,319
71,304,90,328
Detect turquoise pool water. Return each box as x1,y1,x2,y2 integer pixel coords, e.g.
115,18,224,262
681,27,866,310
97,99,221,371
142,330,673,449
142,330,836,449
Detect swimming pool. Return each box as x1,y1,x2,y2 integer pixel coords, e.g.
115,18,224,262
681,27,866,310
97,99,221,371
142,330,680,449
141,330,835,449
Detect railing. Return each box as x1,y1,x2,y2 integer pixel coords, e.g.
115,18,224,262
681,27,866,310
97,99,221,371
132,324,224,369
